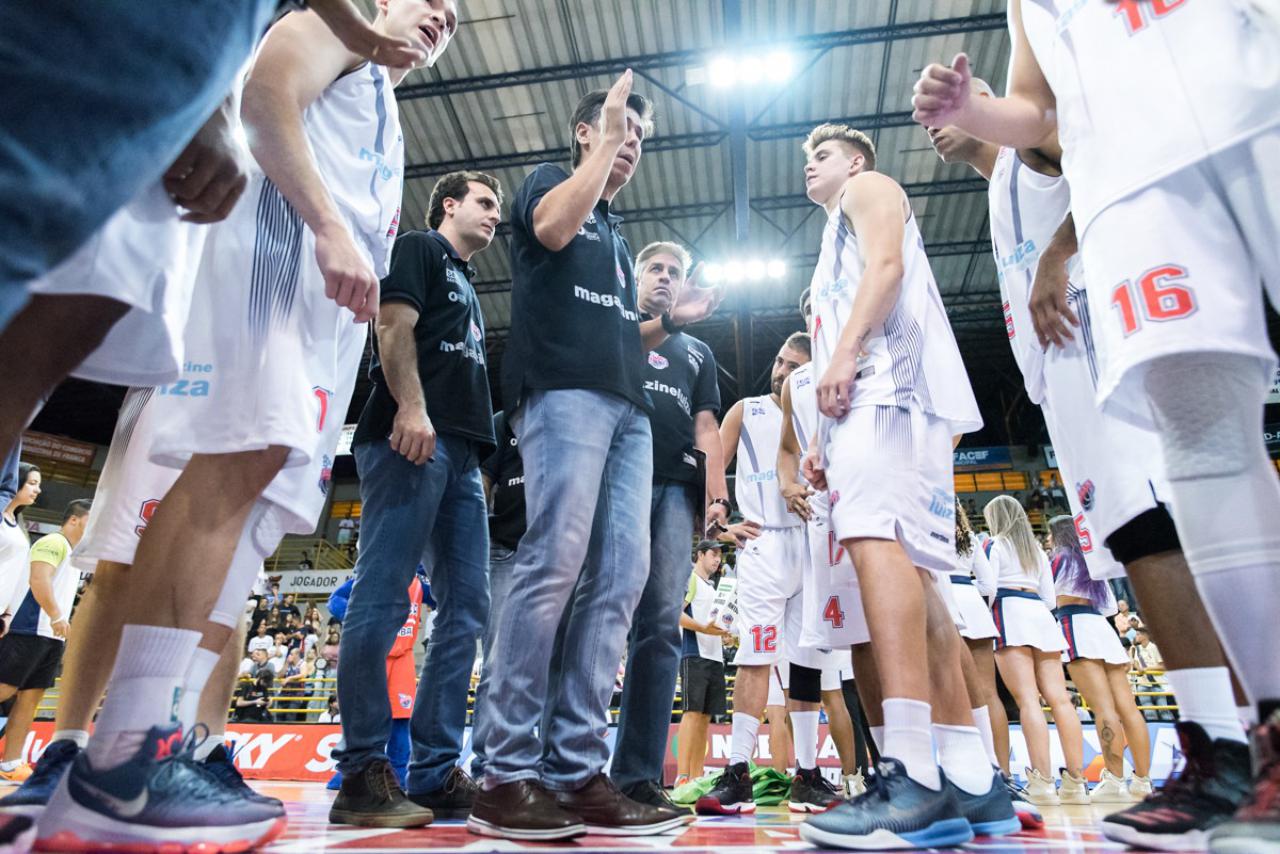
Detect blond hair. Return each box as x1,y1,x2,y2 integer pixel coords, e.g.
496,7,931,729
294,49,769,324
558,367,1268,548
803,123,877,171
635,242,692,279
983,495,1040,575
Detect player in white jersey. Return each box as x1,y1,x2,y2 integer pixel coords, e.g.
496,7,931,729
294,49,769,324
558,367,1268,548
917,45,1274,845
793,123,1019,852
701,334,842,815
32,4,456,851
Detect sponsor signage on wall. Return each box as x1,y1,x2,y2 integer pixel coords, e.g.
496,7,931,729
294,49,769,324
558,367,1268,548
21,431,96,466
334,424,357,457
953,446,1013,471
1044,444,1058,468
1268,368,1280,404
272,569,355,596
1266,423,1280,457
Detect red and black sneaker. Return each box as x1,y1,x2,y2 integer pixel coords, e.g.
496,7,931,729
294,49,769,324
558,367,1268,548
695,762,755,816
1101,721,1251,851
1210,710,1280,854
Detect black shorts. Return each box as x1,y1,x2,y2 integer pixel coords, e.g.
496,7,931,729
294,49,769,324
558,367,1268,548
0,633,64,691
680,656,726,716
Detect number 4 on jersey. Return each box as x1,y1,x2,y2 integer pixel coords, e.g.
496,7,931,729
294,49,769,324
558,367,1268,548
823,595,846,629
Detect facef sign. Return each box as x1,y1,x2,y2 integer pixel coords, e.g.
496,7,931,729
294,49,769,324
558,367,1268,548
953,446,1013,471
273,569,354,596
1044,445,1058,469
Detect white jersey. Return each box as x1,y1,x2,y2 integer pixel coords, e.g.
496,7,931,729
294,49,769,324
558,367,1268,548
0,516,30,617
1019,0,1280,237
787,363,820,455
304,61,404,277
734,395,799,529
810,192,981,434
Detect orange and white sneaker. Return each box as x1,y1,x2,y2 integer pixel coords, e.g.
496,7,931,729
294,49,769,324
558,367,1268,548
0,764,32,785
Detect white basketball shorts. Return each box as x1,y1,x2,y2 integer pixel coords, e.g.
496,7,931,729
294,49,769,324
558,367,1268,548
734,525,807,666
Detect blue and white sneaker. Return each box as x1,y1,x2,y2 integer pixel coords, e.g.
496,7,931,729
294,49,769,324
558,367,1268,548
800,759,974,850
35,725,286,854
0,739,79,816
201,742,284,813
950,773,1021,837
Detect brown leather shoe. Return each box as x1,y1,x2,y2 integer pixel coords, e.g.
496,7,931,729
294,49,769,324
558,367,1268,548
467,780,585,841
554,774,690,836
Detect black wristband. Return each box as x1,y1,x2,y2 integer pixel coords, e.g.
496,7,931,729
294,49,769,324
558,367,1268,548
709,497,731,510
661,313,684,334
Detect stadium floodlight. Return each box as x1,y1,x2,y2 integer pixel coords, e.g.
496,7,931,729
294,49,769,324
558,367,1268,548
698,258,787,284
704,49,797,89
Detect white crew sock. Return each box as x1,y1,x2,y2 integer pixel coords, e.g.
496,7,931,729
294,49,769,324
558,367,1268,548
870,725,885,753
972,706,999,767
178,647,221,730
1165,667,1247,744
935,724,994,795
1239,705,1259,729
729,713,761,766
194,732,225,762
51,729,90,749
882,698,939,789
0,760,21,771
87,625,201,770
791,710,820,770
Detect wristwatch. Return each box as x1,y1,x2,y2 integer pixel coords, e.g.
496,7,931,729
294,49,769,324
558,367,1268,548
708,497,731,512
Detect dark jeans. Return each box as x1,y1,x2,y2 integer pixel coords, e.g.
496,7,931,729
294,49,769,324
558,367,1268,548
334,435,489,794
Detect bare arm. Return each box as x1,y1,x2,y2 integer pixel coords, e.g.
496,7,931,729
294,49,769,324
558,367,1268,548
718,400,744,471
27,561,67,639
531,71,632,252
912,1,1058,149
777,380,813,521
1028,212,1080,348
374,302,436,465
816,173,906,418
695,410,730,526
241,11,379,321
640,318,671,352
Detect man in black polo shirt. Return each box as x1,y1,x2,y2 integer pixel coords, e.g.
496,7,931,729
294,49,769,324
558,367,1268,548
470,72,720,841
609,241,729,808
335,170,501,823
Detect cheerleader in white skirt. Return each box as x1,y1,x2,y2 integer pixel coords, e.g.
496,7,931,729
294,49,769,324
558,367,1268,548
983,496,1088,806
1048,516,1153,802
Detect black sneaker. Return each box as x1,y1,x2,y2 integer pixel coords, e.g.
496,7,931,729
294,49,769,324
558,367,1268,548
1210,710,1280,854
201,743,284,813
950,773,1020,837
329,758,434,828
617,779,691,816
800,759,974,850
695,761,755,815
409,766,478,820
0,738,79,816
789,767,843,814
1101,721,1251,851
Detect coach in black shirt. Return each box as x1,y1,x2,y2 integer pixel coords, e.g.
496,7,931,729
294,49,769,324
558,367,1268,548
336,171,501,820
609,240,731,807
473,74,720,839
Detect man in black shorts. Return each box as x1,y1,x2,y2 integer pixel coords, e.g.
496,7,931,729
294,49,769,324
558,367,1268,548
674,541,731,786
0,500,90,782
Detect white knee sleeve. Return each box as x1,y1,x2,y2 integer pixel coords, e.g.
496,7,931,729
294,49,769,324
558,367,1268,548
208,498,281,628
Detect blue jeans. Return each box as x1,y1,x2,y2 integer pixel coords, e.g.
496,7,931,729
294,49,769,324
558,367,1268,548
479,389,653,790
334,435,490,794
609,479,698,788
0,0,277,293
469,543,518,780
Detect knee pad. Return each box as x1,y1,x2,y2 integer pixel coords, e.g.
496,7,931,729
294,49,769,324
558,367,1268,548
1105,505,1182,564
208,499,279,628
1144,353,1270,481
789,663,822,704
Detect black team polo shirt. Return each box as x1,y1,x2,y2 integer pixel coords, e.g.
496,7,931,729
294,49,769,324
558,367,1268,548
354,229,495,455
501,163,650,414
644,332,720,484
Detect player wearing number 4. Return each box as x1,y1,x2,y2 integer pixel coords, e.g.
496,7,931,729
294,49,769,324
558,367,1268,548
914,2,1280,848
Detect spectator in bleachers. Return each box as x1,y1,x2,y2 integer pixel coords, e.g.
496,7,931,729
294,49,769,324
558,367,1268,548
265,582,282,609
322,625,342,672
337,517,355,546
1113,599,1139,644
305,604,322,625
1130,628,1163,671
268,635,288,674
239,648,273,680
248,597,271,636
234,670,274,723
278,647,311,722
319,693,341,724
246,622,273,656
279,593,301,621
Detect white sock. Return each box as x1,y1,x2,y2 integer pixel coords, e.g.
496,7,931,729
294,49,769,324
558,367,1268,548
87,625,201,770
0,760,20,771
883,698,939,789
792,710,820,770
194,732,225,762
1165,667,1247,744
730,713,761,766
178,647,221,730
1239,705,1260,729
934,724,993,795
51,729,90,749
870,725,885,753
972,706,999,767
